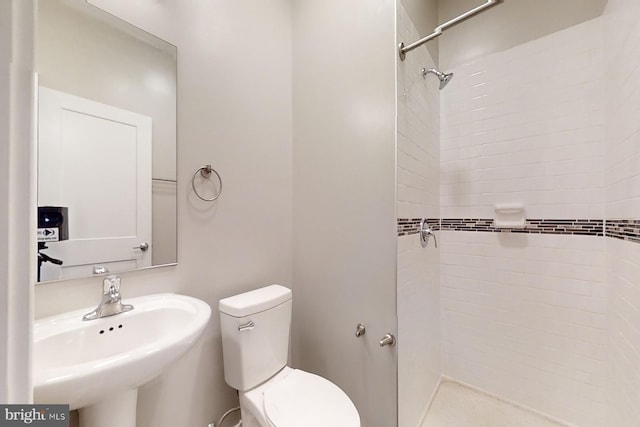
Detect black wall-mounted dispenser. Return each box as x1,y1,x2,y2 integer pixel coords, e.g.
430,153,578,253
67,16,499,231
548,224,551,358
37,206,69,242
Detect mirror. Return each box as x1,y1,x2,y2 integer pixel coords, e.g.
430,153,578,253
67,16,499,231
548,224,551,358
36,0,177,283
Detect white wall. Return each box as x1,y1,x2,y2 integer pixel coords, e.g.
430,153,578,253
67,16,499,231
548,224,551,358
439,18,609,426
439,0,607,69
291,1,398,426
0,1,14,403
397,2,442,426
0,0,35,404
34,1,293,426
603,0,640,424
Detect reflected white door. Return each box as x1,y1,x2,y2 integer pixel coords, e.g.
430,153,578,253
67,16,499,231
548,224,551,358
38,87,152,281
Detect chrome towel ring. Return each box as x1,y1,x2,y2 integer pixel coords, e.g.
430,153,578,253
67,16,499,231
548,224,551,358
192,164,222,202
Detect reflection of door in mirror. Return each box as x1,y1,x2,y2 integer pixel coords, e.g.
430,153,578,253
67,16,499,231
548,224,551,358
36,0,177,283
38,87,152,282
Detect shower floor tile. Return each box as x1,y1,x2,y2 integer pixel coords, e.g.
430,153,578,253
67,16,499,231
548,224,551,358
421,381,568,427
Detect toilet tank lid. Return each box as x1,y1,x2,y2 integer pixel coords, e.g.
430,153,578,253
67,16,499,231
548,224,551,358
219,284,292,317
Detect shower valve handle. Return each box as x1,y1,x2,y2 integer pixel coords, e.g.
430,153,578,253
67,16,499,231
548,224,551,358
379,333,396,347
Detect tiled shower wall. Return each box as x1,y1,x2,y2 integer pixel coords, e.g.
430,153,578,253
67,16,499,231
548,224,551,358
396,3,441,426
439,18,610,426
440,17,605,220
604,0,640,424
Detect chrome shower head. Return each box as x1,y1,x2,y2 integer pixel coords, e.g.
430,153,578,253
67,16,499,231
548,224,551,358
438,71,454,90
422,67,454,90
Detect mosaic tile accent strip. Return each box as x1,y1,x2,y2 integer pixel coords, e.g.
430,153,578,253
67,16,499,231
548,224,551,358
440,218,494,232
398,218,640,243
606,219,640,243
397,218,439,236
440,218,604,235
524,219,604,236
399,218,605,236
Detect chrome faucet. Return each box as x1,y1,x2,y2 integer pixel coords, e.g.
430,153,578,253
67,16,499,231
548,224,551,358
83,275,134,321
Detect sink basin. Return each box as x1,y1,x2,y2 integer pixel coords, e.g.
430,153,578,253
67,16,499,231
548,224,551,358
34,293,211,415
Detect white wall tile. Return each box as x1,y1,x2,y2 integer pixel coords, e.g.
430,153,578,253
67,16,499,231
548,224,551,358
437,19,616,425
440,231,608,426
435,5,640,425
606,238,640,425
397,4,440,220
603,1,640,424
441,18,605,220
397,4,442,426
397,234,441,427
604,0,640,220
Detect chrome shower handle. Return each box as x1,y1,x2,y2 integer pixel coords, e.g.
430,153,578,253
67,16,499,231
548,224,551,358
419,219,438,248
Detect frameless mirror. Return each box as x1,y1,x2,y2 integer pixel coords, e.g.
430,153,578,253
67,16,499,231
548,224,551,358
36,0,177,283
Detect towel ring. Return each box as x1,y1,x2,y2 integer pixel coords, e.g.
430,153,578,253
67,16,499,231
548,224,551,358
192,164,222,202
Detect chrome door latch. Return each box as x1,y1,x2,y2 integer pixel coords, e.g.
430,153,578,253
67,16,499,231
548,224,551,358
133,242,149,252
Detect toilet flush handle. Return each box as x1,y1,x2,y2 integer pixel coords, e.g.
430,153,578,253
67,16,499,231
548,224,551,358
238,320,255,332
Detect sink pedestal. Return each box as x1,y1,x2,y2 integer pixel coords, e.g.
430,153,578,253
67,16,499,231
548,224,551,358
79,389,138,427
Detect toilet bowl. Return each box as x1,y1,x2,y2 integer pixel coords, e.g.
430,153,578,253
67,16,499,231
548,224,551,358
240,366,360,427
219,285,360,427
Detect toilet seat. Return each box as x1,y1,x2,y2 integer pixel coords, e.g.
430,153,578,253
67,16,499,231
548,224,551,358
263,369,360,427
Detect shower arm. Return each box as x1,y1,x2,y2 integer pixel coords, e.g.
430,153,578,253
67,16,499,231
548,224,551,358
398,0,503,61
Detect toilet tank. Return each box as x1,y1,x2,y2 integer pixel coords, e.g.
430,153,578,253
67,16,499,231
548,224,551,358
219,284,292,391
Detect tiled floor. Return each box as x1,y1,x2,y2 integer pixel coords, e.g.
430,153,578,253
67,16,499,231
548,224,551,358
421,381,568,427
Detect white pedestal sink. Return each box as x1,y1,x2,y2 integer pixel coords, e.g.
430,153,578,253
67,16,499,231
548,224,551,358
33,293,211,427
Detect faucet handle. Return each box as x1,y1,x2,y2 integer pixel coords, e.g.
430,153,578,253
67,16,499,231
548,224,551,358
103,275,121,294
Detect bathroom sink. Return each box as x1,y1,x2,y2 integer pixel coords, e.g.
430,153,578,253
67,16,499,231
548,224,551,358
34,293,211,411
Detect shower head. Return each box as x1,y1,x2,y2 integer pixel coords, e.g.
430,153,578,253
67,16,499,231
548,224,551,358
422,67,454,90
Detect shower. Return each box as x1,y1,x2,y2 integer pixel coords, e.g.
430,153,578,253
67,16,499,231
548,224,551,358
422,67,453,90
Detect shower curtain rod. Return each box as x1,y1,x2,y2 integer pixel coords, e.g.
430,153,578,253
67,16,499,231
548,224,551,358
398,0,503,61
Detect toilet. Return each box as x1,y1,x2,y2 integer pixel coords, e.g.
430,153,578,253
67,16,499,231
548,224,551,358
219,284,361,427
